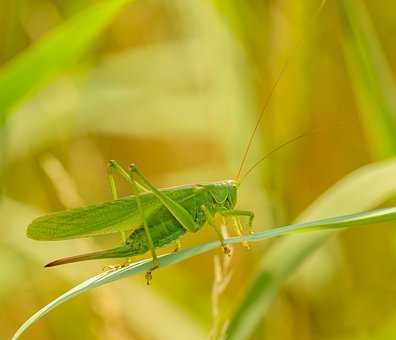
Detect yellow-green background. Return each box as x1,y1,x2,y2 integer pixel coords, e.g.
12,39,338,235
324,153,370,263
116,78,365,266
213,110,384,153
1,0,396,339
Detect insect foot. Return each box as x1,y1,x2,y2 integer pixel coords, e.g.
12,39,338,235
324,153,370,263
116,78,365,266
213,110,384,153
145,262,160,285
242,241,252,250
103,264,122,272
172,240,182,253
103,261,131,272
145,271,153,285
223,246,232,257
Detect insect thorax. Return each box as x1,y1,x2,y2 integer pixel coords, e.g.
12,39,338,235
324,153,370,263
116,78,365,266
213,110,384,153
124,180,238,255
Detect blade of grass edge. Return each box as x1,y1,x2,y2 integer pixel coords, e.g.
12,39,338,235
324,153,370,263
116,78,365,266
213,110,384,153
12,205,396,340
226,157,396,339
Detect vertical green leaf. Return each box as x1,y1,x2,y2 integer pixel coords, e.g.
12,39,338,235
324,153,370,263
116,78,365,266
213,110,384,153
339,0,396,158
0,0,133,125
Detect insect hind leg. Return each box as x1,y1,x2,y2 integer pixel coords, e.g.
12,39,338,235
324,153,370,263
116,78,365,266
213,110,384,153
107,161,159,284
128,163,203,283
127,164,160,284
107,160,129,243
107,160,150,244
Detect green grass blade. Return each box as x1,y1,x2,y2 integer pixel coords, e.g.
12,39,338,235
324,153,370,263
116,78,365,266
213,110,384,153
226,157,396,340
0,0,132,125
12,205,396,340
339,0,396,158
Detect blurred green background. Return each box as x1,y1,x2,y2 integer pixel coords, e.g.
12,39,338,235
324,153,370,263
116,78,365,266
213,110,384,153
2,0,396,339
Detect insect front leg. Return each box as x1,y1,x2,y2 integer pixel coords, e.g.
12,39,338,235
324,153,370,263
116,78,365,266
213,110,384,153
202,205,231,256
219,210,255,249
230,217,250,249
173,240,182,253
219,210,254,234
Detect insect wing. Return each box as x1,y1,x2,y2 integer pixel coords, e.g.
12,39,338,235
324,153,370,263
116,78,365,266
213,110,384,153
27,194,160,240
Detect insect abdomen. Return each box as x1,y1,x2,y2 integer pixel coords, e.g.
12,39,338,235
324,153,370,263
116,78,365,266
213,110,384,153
126,219,186,255
126,187,217,255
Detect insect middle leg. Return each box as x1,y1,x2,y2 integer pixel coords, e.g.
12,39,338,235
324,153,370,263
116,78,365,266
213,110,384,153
202,205,231,255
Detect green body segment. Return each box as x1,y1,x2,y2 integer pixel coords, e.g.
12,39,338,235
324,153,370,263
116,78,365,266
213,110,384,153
31,181,238,266
28,182,236,241
126,181,236,254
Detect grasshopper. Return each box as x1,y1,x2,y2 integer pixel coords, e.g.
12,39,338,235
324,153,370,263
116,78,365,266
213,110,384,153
27,125,306,284
27,0,324,282
26,53,313,285
28,160,256,283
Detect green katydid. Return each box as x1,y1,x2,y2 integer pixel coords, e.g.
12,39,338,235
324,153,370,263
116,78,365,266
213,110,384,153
26,60,311,285
27,1,326,283
29,161,253,283
27,123,304,284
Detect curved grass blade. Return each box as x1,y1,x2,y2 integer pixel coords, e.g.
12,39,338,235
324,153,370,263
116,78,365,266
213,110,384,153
12,206,396,340
0,0,133,125
226,158,396,340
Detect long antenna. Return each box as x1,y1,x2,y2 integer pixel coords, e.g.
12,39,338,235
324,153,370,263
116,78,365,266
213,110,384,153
236,60,288,180
235,0,327,181
240,133,308,182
